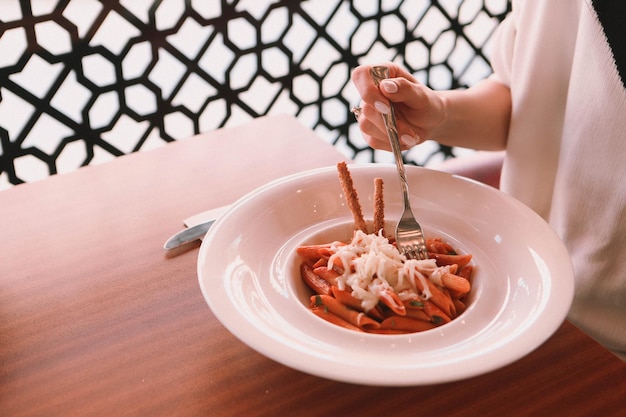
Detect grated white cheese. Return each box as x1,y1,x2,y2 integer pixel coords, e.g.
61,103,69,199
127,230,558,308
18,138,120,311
327,230,448,311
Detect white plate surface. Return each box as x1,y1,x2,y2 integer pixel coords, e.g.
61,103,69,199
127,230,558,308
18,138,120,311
197,164,574,386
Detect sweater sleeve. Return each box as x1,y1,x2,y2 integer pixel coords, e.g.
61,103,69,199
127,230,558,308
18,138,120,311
488,11,516,88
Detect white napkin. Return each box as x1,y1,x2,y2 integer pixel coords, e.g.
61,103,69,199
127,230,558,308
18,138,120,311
183,205,231,229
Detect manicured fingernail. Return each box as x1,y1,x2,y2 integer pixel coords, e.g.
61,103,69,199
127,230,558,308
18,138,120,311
401,134,419,147
374,101,390,114
381,80,398,93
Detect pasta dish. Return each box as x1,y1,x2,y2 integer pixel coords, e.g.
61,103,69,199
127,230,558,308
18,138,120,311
297,162,474,334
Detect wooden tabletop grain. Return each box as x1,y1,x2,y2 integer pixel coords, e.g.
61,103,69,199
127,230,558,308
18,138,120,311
1,115,624,417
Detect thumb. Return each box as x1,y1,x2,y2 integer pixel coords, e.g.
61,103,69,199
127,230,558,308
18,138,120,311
380,79,399,94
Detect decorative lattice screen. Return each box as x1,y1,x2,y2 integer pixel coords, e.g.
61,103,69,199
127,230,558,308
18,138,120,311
0,0,510,189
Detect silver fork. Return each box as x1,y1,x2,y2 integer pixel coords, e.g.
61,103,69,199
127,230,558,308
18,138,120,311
370,65,428,260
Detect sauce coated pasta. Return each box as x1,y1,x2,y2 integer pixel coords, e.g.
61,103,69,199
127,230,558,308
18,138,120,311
297,231,473,334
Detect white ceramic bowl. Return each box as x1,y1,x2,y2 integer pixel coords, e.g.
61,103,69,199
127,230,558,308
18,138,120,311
197,164,574,386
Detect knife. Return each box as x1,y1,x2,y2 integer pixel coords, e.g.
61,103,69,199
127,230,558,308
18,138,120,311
163,205,230,250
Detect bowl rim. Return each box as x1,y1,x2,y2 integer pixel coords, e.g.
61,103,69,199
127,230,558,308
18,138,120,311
197,163,574,386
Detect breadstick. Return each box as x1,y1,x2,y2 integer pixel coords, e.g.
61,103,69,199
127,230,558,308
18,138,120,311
373,177,384,234
336,162,367,232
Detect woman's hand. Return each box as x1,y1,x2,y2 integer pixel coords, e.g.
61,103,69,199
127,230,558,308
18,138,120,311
351,62,511,152
351,63,447,151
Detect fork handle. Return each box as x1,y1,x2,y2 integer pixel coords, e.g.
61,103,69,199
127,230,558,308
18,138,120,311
370,66,411,205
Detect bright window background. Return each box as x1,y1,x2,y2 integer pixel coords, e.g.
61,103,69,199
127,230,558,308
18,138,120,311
0,0,510,190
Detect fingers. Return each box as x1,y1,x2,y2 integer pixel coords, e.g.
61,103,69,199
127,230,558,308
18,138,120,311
351,63,441,151
354,101,420,151
351,63,418,105
354,102,394,151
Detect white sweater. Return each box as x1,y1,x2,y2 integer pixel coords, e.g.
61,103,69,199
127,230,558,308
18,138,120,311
490,0,626,360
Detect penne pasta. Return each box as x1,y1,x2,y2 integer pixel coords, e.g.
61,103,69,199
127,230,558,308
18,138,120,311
404,308,432,322
378,288,406,316
299,233,473,334
313,266,340,285
301,263,332,296
428,252,473,269
380,316,438,332
297,242,343,259
311,295,381,330
426,238,456,254
422,300,452,324
311,307,363,331
441,272,471,294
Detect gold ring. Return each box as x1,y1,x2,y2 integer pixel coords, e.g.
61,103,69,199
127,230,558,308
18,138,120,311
351,106,363,121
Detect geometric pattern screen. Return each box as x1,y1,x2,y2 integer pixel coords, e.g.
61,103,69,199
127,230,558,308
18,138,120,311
0,0,510,189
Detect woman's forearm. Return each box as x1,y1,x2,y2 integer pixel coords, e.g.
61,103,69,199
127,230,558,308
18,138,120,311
433,78,512,151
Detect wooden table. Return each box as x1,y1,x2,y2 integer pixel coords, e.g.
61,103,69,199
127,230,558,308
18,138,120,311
1,115,624,417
